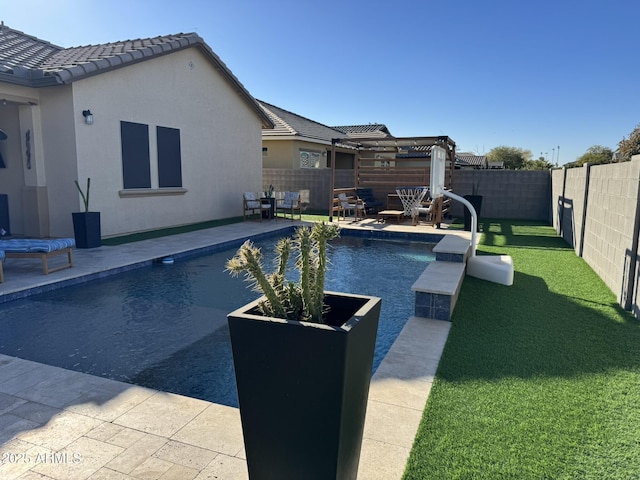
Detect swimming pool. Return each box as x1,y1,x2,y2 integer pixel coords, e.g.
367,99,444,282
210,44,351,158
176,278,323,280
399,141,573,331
0,233,435,407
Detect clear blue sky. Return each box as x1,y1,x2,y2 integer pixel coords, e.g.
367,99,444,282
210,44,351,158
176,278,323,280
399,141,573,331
3,0,639,165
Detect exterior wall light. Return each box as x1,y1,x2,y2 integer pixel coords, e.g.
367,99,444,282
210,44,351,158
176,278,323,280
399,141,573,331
82,110,94,125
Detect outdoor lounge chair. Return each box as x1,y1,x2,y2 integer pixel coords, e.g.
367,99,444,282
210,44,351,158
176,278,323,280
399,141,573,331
338,193,366,220
0,238,75,275
243,192,270,221
356,188,383,214
276,191,302,220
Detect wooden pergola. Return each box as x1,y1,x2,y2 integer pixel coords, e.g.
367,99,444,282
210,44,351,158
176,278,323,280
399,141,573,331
329,135,456,221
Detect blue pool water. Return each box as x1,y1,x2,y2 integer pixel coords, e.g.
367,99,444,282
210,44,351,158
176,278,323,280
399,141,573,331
0,234,435,407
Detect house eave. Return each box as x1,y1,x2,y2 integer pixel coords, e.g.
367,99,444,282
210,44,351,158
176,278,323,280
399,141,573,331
0,71,59,87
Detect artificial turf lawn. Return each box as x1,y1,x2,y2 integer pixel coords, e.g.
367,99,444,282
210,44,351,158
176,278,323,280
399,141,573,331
403,220,640,480
101,213,330,245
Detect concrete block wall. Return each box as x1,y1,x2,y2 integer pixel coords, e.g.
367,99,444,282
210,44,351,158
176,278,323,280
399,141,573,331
550,168,564,232
264,168,552,218
450,170,550,221
582,160,640,306
263,169,356,211
552,156,640,315
556,165,589,253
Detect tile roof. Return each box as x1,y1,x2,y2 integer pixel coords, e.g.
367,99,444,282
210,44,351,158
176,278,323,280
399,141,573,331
0,24,60,69
0,23,272,127
258,100,343,143
455,154,487,168
40,35,197,79
331,124,392,138
0,24,204,86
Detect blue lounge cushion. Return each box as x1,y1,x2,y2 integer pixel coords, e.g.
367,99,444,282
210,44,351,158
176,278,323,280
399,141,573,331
0,238,75,253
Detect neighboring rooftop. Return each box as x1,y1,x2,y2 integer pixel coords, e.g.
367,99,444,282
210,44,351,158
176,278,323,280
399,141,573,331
332,124,392,139
257,100,398,145
258,100,344,143
456,153,488,169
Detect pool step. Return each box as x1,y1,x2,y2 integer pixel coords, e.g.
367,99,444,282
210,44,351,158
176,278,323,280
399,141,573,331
411,235,471,321
432,234,471,263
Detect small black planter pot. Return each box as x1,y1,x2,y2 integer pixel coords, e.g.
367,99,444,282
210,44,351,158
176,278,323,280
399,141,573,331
72,212,101,248
228,291,381,480
260,197,275,219
463,195,483,232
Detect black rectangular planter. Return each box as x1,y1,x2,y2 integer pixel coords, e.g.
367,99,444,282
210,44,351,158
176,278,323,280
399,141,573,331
463,194,483,232
72,212,101,248
228,291,381,480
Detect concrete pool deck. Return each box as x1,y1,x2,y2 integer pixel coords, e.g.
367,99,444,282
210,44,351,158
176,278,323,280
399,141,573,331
0,218,471,479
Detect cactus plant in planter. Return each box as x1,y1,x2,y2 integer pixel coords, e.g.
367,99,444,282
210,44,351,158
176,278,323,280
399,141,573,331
226,222,381,480
72,178,101,248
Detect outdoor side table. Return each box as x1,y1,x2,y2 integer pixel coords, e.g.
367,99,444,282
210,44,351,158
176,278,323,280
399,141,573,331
260,197,275,219
377,210,405,223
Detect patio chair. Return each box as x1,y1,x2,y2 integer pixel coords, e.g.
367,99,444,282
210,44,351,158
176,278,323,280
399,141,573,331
338,193,366,220
412,203,433,226
356,188,383,214
243,192,270,221
412,196,447,227
331,197,345,221
276,191,302,221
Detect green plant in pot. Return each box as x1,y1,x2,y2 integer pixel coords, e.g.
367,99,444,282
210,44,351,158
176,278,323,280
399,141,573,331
261,184,275,219
263,183,275,198
226,222,381,480
72,178,101,248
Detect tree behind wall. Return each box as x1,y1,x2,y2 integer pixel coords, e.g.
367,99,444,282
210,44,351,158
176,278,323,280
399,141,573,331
565,145,614,168
487,146,533,170
526,158,554,170
619,124,640,161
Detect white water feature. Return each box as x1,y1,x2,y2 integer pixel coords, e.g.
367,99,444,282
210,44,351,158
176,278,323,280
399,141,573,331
431,146,514,286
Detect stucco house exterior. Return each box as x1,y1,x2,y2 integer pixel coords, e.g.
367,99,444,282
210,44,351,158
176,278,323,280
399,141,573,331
258,100,347,169
0,24,272,239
